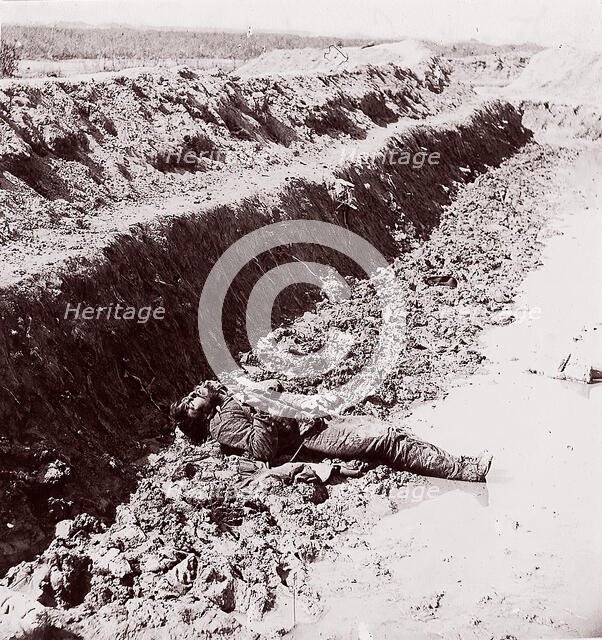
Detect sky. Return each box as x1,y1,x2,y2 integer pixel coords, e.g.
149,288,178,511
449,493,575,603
1,0,601,50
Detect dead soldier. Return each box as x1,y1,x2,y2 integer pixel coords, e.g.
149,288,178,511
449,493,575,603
170,381,492,483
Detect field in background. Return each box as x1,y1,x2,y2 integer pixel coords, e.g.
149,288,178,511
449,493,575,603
4,24,380,63
3,25,543,77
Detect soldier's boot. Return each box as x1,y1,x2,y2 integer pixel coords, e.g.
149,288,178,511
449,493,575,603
457,450,493,482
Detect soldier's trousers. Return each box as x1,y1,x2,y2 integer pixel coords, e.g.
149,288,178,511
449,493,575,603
303,414,465,479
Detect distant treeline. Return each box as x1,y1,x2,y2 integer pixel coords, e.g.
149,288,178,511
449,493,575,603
2,24,542,63
3,25,381,61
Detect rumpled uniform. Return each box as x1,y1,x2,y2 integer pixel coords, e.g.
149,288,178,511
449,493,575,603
209,396,464,479
303,414,464,479
209,396,280,462
240,462,334,491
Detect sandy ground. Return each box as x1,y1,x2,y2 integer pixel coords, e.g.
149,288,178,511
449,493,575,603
266,146,602,639
505,48,602,109
236,41,432,77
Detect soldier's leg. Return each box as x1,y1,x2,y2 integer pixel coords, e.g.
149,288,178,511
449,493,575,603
377,431,491,481
303,416,491,481
378,432,461,478
303,421,371,458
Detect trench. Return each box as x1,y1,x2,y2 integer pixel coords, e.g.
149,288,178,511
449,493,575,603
0,100,531,574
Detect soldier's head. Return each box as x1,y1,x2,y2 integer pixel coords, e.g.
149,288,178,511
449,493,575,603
170,381,223,443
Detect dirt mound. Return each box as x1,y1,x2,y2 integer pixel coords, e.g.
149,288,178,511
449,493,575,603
507,46,602,107
0,54,457,278
236,40,436,78
450,52,532,87
519,101,602,141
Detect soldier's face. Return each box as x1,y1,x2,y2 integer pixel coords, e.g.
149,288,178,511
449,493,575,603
186,389,212,421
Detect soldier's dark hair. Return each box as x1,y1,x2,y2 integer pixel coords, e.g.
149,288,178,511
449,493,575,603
170,387,211,444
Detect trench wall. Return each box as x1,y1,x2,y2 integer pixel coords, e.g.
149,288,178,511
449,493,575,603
0,100,531,572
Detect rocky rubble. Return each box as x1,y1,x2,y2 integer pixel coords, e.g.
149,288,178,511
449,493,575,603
0,142,574,639
2,436,420,639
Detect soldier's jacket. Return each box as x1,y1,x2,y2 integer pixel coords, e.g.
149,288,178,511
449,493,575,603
209,395,301,463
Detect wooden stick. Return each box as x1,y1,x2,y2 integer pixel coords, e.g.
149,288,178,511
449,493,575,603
292,572,296,627
289,442,305,464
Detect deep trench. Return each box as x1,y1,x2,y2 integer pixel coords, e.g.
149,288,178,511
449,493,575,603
0,100,532,574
